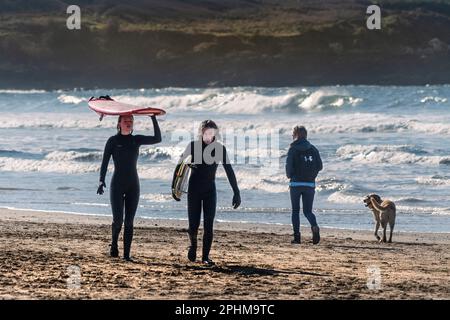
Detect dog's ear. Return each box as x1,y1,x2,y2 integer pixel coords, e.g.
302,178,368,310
369,194,381,202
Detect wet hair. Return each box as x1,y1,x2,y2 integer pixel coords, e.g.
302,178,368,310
117,115,134,134
198,120,219,141
293,125,307,139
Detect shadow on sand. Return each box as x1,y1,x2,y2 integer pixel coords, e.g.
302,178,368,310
177,264,328,277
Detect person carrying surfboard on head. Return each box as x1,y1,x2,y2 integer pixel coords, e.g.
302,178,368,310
171,120,241,266
97,113,162,261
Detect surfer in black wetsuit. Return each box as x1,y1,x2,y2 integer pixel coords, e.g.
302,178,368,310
97,114,161,261
171,120,241,266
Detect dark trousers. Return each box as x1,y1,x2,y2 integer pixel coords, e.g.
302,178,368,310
290,186,318,234
110,175,140,258
187,189,217,260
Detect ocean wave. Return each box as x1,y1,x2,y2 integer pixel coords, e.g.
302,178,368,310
0,89,47,94
396,205,450,216
45,150,102,162
336,144,450,165
140,146,183,162
420,96,448,103
57,94,87,105
395,197,429,204
416,175,450,186
110,88,362,114
0,156,100,174
0,114,105,129
42,147,183,164
327,192,362,204
0,149,44,160
315,178,347,193
1,111,450,138
0,154,176,178
299,89,362,111
141,193,173,202
71,202,109,207
113,91,300,114
327,191,450,215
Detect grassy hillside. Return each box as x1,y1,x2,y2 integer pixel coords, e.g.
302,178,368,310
0,0,449,88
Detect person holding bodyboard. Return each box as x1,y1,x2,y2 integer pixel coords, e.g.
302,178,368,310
171,120,241,266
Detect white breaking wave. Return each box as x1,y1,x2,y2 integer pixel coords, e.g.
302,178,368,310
0,113,107,129
0,156,100,174
141,193,173,202
71,202,109,207
45,150,102,162
140,146,184,163
109,87,362,114
299,89,362,111
0,89,46,94
420,96,447,103
0,155,175,179
225,169,288,193
336,144,450,165
57,94,87,105
1,110,450,138
114,91,300,114
407,121,450,135
327,192,362,204
416,176,450,186
396,205,450,216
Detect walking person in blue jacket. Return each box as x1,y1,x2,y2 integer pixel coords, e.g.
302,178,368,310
285,126,322,244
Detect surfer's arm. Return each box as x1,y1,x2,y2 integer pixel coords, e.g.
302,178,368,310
222,147,240,195
285,147,294,179
99,137,113,183
135,115,162,145
222,146,241,209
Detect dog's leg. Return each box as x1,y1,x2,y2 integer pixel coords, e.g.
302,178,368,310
374,221,381,241
382,222,387,243
388,222,394,243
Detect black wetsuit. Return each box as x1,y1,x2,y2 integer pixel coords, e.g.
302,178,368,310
173,140,240,261
99,116,161,259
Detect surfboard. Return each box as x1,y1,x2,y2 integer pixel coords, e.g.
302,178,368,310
173,155,192,199
88,96,166,121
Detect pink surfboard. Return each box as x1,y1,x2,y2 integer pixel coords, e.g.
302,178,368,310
88,96,166,121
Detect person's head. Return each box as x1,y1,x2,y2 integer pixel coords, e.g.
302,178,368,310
117,115,134,135
199,120,218,144
292,125,307,140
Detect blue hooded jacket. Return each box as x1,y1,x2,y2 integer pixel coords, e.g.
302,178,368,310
285,138,323,187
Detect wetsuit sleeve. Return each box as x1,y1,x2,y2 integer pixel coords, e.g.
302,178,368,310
171,142,193,190
99,137,113,183
135,116,162,146
285,147,294,179
222,146,240,195
314,146,323,172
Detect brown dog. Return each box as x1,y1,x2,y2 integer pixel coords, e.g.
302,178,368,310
363,194,396,243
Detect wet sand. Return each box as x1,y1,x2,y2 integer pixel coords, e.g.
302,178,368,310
0,208,448,299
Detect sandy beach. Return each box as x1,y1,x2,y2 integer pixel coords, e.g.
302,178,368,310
0,208,448,300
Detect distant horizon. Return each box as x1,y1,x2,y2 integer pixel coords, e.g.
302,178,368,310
1,84,450,92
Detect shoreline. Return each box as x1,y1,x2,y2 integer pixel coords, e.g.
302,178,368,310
2,207,450,244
